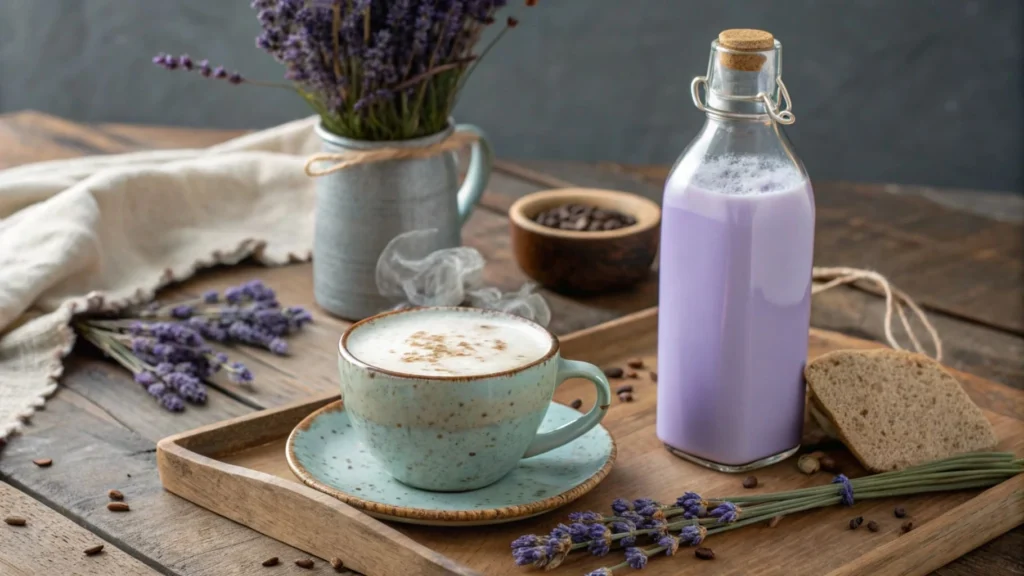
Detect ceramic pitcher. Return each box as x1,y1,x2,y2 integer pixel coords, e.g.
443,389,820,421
312,121,492,320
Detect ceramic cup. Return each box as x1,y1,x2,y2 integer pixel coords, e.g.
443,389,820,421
338,307,612,492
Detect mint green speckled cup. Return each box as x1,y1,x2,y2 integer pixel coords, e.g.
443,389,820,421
338,307,612,492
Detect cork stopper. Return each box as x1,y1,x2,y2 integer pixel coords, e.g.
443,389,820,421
717,29,774,72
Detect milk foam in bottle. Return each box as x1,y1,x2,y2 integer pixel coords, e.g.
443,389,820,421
656,29,815,471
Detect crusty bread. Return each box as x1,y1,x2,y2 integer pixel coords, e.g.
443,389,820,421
804,349,997,472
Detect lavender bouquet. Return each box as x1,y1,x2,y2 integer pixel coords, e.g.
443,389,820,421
154,0,532,141
512,452,1022,574
74,280,312,412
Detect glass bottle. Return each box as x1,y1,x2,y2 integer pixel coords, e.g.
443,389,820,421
656,29,815,472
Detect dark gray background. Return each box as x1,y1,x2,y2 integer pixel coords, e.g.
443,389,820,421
0,0,1020,192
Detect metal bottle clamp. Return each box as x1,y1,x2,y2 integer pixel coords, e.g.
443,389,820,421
690,76,796,125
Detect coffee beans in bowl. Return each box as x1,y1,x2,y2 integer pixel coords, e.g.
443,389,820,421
509,188,661,294
533,203,637,232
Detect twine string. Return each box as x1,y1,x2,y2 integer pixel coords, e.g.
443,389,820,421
303,130,480,177
811,266,943,361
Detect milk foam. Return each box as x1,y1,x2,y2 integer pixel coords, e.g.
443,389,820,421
689,155,806,196
346,310,551,377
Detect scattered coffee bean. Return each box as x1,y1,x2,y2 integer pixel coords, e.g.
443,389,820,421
617,391,633,403
84,544,105,556
108,489,124,501
742,475,758,489
867,520,880,532
533,204,637,232
615,384,634,394
849,516,863,530
570,398,583,410
797,454,820,475
4,516,26,526
627,358,644,369
649,371,657,382
819,455,838,472
694,547,715,560
894,506,907,518
767,515,783,528
901,521,914,534
295,558,315,569
107,502,130,512
32,458,52,467
261,557,280,567
625,371,638,379
603,367,624,378
330,557,345,572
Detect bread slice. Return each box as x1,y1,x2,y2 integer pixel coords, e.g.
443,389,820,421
805,349,997,472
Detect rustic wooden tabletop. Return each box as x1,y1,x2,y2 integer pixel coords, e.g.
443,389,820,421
0,110,1021,575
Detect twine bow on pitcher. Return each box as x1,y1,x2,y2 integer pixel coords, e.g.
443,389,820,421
303,130,481,177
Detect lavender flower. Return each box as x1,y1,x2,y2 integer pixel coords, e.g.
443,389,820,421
543,532,573,570
202,290,219,303
510,534,542,550
833,474,855,506
586,525,612,557
710,501,740,524
657,534,680,556
146,382,167,398
624,547,648,570
228,362,254,384
611,498,632,515
585,570,614,576
566,523,591,543
134,371,157,386
677,491,707,518
511,546,548,568
610,520,636,547
568,511,603,525
159,391,185,412
678,524,706,547
632,498,657,510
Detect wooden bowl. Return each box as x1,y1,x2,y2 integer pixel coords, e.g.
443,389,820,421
509,188,661,294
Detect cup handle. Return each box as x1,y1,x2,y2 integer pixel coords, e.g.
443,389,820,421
521,358,612,458
453,124,492,227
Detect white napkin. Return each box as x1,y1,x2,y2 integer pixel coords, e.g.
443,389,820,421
0,116,321,441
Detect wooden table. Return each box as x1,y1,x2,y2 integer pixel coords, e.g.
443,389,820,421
0,111,1021,575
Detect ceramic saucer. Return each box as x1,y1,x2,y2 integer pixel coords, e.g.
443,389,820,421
286,400,616,526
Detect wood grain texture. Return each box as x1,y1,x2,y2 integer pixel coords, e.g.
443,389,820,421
160,309,1024,576
824,474,1024,576
0,481,161,576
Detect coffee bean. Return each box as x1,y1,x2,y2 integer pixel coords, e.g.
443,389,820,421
535,204,637,233
108,489,124,501
107,502,130,512
649,371,657,382
84,544,105,556
849,516,863,529
625,371,638,379
330,557,345,572
767,515,782,528
894,506,907,518
295,558,315,569
591,209,610,221
618,391,633,403
627,358,644,369
261,557,280,567
571,217,589,231
602,219,622,231
695,547,715,560
32,458,52,467
615,385,634,394
819,455,838,472
867,520,880,532
570,398,583,410
901,521,914,534
742,475,758,489
4,516,26,526
586,221,603,231
603,367,624,378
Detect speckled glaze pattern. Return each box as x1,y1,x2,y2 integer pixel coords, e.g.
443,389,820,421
337,307,612,491
287,400,616,525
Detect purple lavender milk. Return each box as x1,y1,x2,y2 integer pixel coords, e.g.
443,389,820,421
657,156,815,467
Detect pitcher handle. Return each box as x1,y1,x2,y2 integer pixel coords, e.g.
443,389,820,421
522,359,612,458
454,124,492,226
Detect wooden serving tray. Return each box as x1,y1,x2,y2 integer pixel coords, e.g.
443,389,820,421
157,308,1024,576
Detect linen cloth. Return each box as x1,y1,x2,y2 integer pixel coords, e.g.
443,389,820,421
0,116,321,441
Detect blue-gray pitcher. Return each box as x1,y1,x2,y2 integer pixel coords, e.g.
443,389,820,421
312,120,492,320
